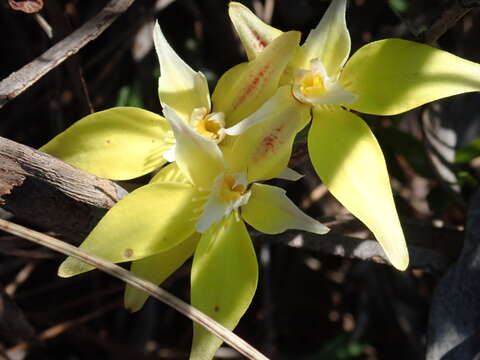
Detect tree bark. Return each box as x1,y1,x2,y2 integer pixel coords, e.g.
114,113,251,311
0,136,127,244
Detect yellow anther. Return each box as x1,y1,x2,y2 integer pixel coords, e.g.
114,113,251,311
299,73,327,98
194,117,222,141
191,108,226,143
219,175,246,203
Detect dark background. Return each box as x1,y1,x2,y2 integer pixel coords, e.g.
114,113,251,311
1,0,479,359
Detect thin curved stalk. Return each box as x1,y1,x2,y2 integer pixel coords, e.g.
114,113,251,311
0,218,269,360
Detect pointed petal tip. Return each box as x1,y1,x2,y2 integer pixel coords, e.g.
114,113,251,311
282,30,301,46
391,253,409,271
57,259,77,278
377,228,409,271
378,224,409,271
314,224,330,235
57,270,70,279
277,167,305,181
124,287,145,313
124,301,142,313
228,1,242,10
153,20,164,44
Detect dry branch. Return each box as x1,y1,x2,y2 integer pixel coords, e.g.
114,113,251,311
277,231,452,274
0,0,135,108
424,0,480,45
0,136,127,243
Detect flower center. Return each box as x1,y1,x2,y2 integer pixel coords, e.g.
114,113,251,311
195,172,251,233
191,107,226,143
218,174,247,203
298,73,327,98
292,58,358,106
292,58,331,104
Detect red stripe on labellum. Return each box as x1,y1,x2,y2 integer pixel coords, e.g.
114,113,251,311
253,124,286,162
252,30,268,50
233,64,271,110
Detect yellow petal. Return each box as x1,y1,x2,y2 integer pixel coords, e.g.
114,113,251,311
228,2,283,60
150,162,190,184
40,107,170,180
241,183,329,235
124,233,200,312
277,167,304,181
301,0,350,77
190,213,257,360
222,86,310,183
196,173,250,233
210,63,247,115
212,31,301,126
163,105,224,188
308,107,409,270
341,38,480,115
58,182,203,277
154,22,210,121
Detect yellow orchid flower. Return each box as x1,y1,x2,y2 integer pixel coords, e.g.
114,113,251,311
40,17,316,360
58,92,328,360
40,22,301,181
228,0,480,270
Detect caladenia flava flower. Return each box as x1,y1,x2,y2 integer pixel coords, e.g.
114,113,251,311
40,22,302,181
58,86,329,360
229,0,480,270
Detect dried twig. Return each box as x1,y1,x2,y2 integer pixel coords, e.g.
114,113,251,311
277,231,451,275
0,136,127,243
0,219,269,360
34,14,52,39
254,213,461,274
424,0,480,45
0,0,136,108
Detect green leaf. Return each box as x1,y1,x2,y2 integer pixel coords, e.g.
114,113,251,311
342,39,480,116
388,0,410,13
116,83,144,108
190,213,258,360
457,170,478,188
58,182,203,277
456,138,480,163
241,183,329,234
312,334,366,360
308,107,409,270
40,107,171,180
124,233,200,312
